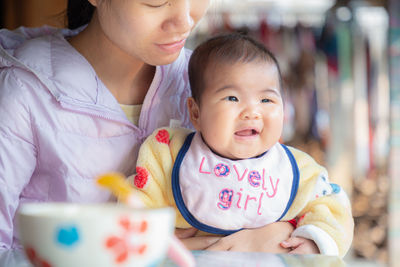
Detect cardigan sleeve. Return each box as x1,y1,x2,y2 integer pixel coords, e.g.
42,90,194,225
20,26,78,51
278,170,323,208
282,147,354,258
128,127,193,228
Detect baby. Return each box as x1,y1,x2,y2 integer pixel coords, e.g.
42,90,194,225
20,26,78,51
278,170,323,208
130,33,353,257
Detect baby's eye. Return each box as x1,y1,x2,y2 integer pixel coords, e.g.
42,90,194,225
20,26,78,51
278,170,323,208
261,98,272,103
224,96,239,102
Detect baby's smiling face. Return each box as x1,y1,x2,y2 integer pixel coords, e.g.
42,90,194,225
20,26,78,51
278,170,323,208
188,60,284,160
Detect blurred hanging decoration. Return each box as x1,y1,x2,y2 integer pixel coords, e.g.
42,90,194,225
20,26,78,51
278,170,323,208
388,0,400,266
350,3,390,264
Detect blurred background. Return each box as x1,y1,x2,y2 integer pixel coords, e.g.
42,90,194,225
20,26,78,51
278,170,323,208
0,0,399,266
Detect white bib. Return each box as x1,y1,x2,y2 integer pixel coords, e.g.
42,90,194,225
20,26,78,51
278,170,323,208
172,132,299,234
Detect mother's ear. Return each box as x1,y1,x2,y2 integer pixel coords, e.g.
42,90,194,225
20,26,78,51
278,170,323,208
187,97,201,131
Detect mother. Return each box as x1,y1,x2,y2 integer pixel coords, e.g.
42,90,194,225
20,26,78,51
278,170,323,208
0,0,293,250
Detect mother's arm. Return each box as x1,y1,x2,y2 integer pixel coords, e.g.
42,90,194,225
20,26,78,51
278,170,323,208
0,71,37,249
177,221,294,252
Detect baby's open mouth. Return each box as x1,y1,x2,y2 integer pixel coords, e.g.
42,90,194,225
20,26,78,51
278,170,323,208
235,129,259,136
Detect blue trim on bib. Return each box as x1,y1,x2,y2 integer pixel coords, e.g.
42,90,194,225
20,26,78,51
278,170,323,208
172,132,240,235
276,144,300,221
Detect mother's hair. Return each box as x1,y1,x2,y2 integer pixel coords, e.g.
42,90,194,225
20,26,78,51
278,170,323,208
67,0,95,29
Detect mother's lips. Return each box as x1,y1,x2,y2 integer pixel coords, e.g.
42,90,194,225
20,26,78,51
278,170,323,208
156,39,186,53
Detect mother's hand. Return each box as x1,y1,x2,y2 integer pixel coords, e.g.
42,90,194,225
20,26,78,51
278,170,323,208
175,227,221,250
206,221,294,253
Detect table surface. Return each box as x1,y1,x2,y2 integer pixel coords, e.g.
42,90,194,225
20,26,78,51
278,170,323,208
168,250,346,267
0,249,347,267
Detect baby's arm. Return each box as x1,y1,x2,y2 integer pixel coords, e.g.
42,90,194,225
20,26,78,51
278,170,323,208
128,127,194,228
282,147,354,257
130,127,226,250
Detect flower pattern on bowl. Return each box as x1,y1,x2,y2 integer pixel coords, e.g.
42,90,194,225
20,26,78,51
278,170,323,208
25,247,52,267
105,216,148,264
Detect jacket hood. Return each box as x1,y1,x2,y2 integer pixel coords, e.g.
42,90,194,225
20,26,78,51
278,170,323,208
0,26,80,68
0,26,107,107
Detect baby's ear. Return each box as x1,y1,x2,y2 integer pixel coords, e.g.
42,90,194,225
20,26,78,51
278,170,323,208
187,97,201,131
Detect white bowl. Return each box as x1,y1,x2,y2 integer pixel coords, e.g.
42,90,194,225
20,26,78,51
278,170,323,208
17,203,175,267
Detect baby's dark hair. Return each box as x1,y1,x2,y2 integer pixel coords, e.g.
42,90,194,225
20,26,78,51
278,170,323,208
188,33,283,103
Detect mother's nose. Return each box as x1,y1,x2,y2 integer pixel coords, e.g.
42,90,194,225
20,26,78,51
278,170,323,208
162,1,194,34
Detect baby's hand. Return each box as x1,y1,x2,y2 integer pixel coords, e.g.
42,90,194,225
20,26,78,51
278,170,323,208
280,237,320,254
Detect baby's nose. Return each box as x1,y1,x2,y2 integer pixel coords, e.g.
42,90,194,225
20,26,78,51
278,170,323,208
240,108,261,120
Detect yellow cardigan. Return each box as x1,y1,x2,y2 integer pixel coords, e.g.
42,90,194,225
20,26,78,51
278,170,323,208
129,127,354,257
